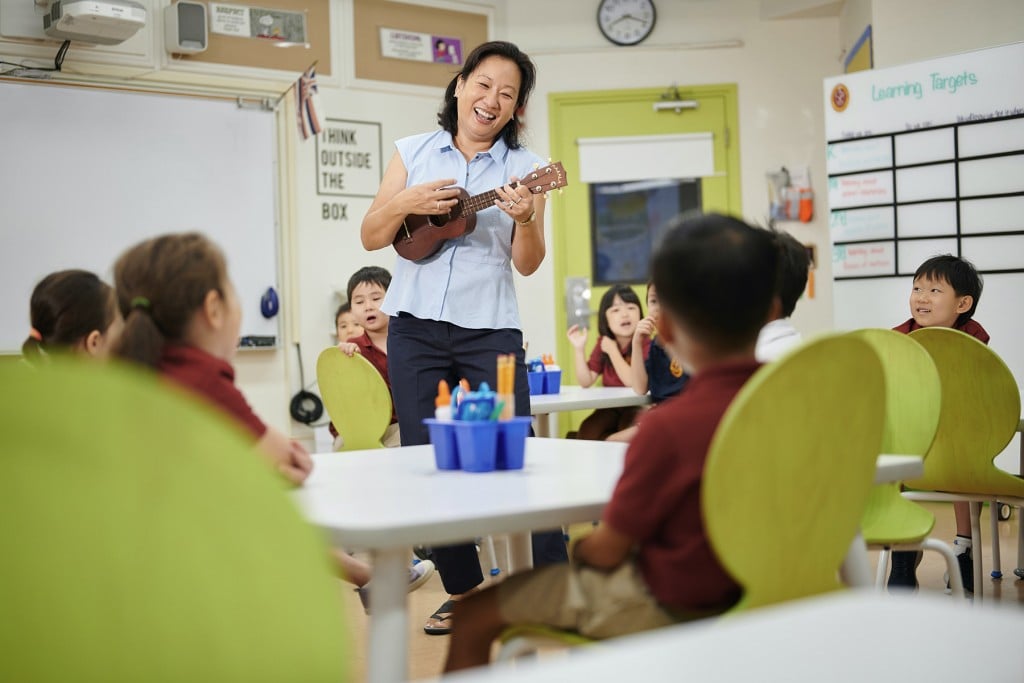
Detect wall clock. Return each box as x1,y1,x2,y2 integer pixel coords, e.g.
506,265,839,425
597,0,656,46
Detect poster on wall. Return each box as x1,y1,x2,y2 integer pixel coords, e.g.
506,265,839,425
379,28,463,64
209,3,308,44
316,119,382,199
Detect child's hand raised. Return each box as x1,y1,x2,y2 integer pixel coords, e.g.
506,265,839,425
634,317,656,343
567,324,588,350
337,342,361,356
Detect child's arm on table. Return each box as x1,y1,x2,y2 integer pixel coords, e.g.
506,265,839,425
257,426,314,485
567,324,599,387
601,336,633,387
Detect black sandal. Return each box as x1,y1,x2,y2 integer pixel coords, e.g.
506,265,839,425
423,599,456,635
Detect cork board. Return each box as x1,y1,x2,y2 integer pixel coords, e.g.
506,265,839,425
353,0,489,87
179,1,331,76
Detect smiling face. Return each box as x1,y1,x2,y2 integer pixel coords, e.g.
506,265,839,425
605,294,642,342
453,55,521,147
909,274,973,329
349,281,387,334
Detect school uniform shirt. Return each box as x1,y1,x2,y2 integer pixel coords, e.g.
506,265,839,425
645,339,688,403
586,341,635,387
755,317,803,362
158,343,267,440
893,318,990,345
347,332,397,424
604,359,760,613
381,129,544,331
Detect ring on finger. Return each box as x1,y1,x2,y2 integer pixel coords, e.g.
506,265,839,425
505,200,514,208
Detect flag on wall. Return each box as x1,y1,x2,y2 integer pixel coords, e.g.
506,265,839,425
296,65,322,140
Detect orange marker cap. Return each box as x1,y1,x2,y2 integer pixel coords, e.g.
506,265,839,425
436,380,451,408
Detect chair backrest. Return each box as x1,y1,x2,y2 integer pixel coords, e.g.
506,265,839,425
702,334,886,611
316,347,392,451
904,327,1022,497
0,358,348,682
849,329,942,544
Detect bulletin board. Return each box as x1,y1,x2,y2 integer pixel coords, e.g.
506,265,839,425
178,0,331,76
352,0,488,88
0,78,281,353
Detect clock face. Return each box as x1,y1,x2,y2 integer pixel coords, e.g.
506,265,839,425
597,0,656,46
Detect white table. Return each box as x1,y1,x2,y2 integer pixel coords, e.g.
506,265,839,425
293,443,920,683
529,385,651,437
293,438,627,683
444,592,1024,683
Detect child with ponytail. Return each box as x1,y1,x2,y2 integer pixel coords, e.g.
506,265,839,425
23,269,123,363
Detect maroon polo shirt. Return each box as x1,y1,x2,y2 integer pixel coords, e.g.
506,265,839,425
893,318,990,345
604,359,760,613
158,344,267,440
347,332,397,424
586,339,645,387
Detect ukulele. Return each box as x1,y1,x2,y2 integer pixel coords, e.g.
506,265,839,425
392,161,567,262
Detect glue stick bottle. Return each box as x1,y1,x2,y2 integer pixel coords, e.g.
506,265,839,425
435,380,453,421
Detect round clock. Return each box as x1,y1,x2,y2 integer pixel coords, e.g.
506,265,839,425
597,0,656,46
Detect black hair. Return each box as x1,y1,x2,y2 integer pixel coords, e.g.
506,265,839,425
346,266,392,303
913,254,983,326
23,269,117,361
596,284,643,340
436,41,536,150
334,301,352,324
770,228,810,318
652,213,779,353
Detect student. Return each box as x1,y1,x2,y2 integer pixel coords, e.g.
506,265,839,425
336,265,400,447
566,284,644,440
22,269,123,362
888,254,987,594
111,232,313,486
756,227,810,362
443,212,780,672
607,280,689,443
335,301,363,342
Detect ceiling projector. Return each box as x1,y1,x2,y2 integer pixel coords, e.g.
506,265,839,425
43,0,147,45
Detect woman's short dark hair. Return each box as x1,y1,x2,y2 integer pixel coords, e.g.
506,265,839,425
437,41,536,150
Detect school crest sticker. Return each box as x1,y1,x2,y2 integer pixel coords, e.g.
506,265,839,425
831,84,850,112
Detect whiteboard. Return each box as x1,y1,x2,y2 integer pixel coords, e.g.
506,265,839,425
0,79,280,353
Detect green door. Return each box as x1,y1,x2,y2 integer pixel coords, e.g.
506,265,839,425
547,84,740,435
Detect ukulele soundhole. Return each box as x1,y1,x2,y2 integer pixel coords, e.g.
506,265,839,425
428,213,450,228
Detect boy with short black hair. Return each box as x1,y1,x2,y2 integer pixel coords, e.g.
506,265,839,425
337,265,399,446
888,254,988,593
756,227,809,361
443,213,781,672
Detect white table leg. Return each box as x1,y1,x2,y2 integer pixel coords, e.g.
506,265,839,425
507,532,534,574
970,501,983,599
840,532,873,588
367,547,408,683
533,411,552,438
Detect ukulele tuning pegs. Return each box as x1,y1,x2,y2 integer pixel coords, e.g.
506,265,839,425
533,162,539,169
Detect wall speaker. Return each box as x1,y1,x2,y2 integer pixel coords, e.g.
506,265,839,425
164,1,207,54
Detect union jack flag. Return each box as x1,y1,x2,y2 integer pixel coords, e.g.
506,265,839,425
296,65,322,140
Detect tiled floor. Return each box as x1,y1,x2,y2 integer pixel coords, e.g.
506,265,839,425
339,501,1023,682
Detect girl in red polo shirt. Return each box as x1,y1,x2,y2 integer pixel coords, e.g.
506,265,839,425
23,269,124,363
567,284,644,440
111,232,312,485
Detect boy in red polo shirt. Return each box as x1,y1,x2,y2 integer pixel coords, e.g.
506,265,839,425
443,213,781,672
337,265,400,447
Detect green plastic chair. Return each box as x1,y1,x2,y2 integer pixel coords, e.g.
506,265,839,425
0,358,349,682
849,329,964,596
901,327,1024,598
498,333,886,658
317,347,392,451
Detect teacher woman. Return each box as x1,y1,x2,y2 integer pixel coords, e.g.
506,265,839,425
360,41,565,635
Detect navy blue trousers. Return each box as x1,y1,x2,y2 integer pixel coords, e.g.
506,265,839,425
389,314,568,595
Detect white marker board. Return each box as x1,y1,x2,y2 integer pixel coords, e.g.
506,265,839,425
0,79,280,353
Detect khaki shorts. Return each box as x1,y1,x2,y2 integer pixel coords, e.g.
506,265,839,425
497,560,680,640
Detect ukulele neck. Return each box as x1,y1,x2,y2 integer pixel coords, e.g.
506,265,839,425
461,181,519,215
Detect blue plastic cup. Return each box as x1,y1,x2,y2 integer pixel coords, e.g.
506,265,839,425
496,417,531,470
527,371,545,396
453,420,499,472
424,418,459,470
544,369,562,394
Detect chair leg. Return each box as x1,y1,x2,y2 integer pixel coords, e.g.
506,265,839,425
922,538,966,600
875,547,890,590
989,500,1003,579
483,535,500,577
970,501,984,599
1016,505,1024,579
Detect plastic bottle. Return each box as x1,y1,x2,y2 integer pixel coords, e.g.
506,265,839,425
435,380,453,421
